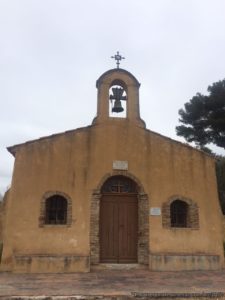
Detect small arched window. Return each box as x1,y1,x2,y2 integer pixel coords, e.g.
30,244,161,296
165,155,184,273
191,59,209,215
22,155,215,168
170,200,188,228
45,195,67,225
101,176,137,194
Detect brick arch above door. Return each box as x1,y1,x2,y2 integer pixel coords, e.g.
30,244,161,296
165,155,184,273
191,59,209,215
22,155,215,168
90,171,149,266
95,171,146,194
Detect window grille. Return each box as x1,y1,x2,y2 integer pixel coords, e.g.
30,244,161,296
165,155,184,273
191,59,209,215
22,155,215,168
102,176,137,193
45,195,67,224
170,200,188,228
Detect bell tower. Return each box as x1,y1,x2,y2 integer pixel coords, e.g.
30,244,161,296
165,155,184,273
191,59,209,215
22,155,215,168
92,53,145,128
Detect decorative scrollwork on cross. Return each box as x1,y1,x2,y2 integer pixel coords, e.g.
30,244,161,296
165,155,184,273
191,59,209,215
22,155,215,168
111,51,125,68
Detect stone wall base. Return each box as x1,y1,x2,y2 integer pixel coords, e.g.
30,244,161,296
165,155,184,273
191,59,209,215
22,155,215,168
13,255,90,273
8,253,223,273
149,254,221,271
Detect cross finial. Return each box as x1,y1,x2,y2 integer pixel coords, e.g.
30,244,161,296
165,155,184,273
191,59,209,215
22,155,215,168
111,51,125,68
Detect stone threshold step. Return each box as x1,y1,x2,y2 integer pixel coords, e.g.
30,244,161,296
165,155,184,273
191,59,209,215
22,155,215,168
91,263,148,271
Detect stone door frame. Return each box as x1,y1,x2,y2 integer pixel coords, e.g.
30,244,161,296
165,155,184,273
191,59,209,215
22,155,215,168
90,171,149,266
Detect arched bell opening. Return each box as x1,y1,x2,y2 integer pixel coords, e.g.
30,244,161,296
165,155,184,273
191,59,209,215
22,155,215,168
109,79,127,118
93,68,145,128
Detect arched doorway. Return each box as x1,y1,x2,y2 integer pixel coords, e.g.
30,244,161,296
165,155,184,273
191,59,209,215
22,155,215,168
100,176,138,263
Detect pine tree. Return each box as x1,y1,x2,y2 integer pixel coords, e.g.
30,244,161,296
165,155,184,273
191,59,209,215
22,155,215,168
216,158,225,214
176,79,225,151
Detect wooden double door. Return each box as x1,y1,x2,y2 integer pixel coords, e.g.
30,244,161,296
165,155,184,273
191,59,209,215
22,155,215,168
100,195,138,263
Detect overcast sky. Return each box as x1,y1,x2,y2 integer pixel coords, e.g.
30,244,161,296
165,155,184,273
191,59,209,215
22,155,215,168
0,0,225,194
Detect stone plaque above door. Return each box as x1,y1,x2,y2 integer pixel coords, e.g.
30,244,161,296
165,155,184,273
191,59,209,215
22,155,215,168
113,160,128,170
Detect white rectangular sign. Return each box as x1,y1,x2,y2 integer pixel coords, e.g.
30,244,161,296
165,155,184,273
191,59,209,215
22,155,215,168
113,160,128,170
150,207,161,216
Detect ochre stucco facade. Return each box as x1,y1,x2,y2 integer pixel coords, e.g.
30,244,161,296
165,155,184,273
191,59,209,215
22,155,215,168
0,68,224,273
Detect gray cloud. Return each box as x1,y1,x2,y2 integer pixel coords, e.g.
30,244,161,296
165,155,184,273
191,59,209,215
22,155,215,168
0,0,225,193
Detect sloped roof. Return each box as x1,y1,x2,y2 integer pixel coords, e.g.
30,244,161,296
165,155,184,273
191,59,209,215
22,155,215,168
7,123,213,159
7,125,92,156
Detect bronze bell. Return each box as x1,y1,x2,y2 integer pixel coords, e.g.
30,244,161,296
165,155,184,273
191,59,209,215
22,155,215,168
112,99,124,113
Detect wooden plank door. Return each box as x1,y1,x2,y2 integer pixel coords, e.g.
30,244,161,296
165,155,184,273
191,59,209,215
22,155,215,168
118,196,138,263
100,196,119,262
100,195,138,263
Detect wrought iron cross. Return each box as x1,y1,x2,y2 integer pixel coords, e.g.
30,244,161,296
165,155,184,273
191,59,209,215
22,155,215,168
111,51,125,68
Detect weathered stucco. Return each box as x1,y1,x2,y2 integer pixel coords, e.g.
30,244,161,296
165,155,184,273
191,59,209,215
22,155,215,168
0,68,224,273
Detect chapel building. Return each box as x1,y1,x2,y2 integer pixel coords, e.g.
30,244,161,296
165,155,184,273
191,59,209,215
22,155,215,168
0,64,224,273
